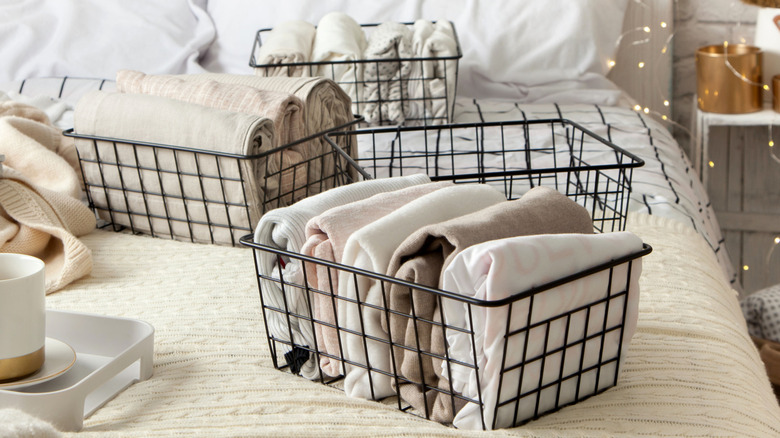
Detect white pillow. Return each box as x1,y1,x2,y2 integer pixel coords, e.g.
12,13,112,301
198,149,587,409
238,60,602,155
0,0,215,82
203,0,628,100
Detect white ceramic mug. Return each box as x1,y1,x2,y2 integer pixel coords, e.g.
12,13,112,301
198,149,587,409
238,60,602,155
0,253,46,381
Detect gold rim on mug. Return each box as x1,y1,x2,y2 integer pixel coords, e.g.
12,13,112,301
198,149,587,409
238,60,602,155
0,346,45,382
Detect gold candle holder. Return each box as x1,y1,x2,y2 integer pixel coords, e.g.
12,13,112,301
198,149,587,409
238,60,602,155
696,44,763,114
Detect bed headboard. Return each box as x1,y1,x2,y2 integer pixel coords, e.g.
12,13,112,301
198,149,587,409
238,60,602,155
608,0,674,118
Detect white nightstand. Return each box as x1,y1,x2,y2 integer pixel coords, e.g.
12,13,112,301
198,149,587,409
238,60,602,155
692,100,780,294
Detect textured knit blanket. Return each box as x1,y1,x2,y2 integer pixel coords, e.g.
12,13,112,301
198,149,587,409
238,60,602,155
13,212,774,436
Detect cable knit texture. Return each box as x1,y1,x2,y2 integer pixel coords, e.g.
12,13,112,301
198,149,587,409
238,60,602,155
16,212,775,436
0,100,95,293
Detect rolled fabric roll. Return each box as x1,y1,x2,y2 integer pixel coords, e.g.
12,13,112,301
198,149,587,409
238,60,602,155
254,20,316,77
74,90,275,245
176,74,355,195
362,22,414,125
115,70,309,207
312,12,367,116
116,70,305,149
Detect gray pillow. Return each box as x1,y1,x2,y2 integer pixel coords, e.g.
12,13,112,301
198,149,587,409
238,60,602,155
742,283,780,343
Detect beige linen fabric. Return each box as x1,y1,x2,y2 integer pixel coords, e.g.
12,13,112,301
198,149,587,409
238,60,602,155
74,90,275,245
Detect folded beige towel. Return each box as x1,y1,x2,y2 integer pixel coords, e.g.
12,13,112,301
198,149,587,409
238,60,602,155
254,20,316,77
312,12,368,116
74,90,276,245
0,101,95,293
172,74,355,195
384,186,594,423
116,70,306,149
300,181,452,377
115,70,311,208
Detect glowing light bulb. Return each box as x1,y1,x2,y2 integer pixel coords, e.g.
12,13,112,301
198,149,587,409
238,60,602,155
770,140,775,147
643,107,650,114
634,104,642,111
709,161,715,168
608,59,616,68
765,84,771,90
775,237,780,244
724,41,729,48
743,265,750,271
663,100,670,107
660,21,668,28
643,26,651,33
662,115,668,120
638,61,645,68
662,46,668,54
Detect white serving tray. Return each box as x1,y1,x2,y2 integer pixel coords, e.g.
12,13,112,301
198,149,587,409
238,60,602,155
0,309,154,431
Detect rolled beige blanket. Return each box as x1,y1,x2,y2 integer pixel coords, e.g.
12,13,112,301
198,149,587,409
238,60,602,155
175,74,356,194
73,90,277,245
116,70,306,150
253,20,316,77
115,70,310,209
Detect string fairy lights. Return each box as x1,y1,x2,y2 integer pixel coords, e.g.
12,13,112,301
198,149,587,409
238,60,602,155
612,0,780,287
605,0,684,131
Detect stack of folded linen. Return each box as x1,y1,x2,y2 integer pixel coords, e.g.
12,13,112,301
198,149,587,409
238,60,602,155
252,178,645,429
253,13,458,126
73,72,353,246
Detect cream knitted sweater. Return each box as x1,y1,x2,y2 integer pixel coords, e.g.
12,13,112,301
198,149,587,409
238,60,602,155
0,99,95,293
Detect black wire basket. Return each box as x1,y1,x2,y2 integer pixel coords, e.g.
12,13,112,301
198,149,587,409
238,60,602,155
335,119,644,233
240,119,651,429
250,22,462,127
66,118,362,246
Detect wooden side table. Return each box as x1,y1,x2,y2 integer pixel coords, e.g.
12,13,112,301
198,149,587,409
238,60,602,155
692,101,780,294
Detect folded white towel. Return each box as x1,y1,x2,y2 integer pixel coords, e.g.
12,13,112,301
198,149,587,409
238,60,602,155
440,232,644,430
362,22,414,125
337,184,506,400
252,174,431,380
417,20,458,123
255,20,316,77
312,12,367,116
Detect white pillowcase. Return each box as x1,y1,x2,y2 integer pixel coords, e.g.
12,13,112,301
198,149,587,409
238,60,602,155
0,0,215,82
203,0,628,101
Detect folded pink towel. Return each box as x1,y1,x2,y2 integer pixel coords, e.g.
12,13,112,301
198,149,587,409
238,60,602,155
383,186,594,423
300,181,452,377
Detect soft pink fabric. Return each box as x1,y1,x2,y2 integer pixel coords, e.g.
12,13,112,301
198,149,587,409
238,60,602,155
300,181,451,377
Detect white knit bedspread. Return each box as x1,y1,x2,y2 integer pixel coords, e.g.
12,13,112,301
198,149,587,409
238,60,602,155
40,213,780,437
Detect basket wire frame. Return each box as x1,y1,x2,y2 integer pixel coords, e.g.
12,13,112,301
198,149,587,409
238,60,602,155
250,22,463,127
329,119,644,233
66,118,362,246
241,118,649,429
242,236,651,430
